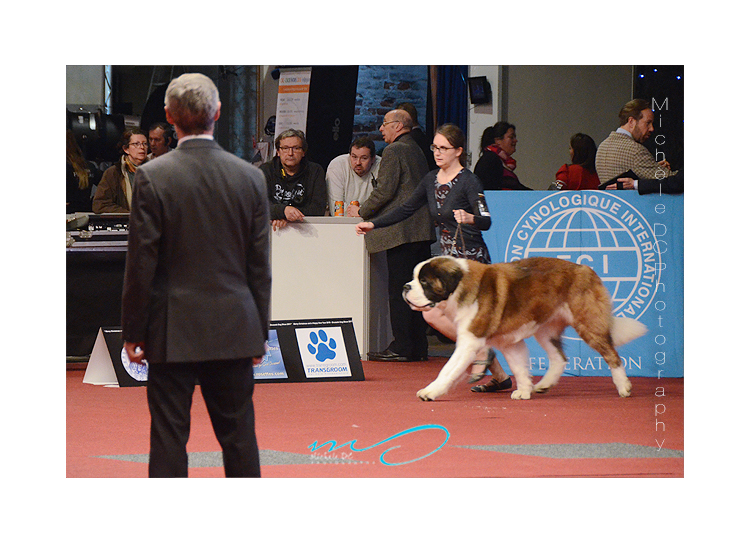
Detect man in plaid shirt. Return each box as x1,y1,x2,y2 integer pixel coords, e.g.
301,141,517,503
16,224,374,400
596,99,680,191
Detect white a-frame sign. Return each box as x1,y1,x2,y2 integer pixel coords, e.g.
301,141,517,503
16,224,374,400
83,328,148,387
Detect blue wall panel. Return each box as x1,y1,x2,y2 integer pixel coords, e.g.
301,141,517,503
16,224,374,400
483,191,683,377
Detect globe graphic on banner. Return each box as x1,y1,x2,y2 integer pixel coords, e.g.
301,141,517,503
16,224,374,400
505,193,661,327
120,347,149,381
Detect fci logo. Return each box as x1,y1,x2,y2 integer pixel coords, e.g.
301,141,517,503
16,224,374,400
505,192,662,321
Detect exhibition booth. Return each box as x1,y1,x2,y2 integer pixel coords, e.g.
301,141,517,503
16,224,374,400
67,190,683,385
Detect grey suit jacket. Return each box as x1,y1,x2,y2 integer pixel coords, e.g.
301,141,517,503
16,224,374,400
359,133,435,253
121,138,271,364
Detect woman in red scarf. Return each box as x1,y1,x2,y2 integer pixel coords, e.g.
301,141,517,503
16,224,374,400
473,121,532,191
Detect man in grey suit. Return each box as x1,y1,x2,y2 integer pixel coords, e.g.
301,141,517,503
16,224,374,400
359,109,435,362
122,73,271,477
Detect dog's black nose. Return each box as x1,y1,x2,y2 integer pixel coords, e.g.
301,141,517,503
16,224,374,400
403,283,411,293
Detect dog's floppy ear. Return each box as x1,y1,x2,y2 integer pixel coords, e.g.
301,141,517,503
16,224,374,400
440,259,465,296
420,257,464,301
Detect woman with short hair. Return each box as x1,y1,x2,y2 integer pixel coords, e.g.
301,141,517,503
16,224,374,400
92,129,148,213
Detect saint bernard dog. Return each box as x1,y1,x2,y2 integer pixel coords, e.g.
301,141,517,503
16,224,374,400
402,256,647,401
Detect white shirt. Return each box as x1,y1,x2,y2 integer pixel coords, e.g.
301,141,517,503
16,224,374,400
616,127,633,138
325,153,381,215
176,134,214,147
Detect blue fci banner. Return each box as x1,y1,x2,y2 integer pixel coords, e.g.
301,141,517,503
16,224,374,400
483,191,683,378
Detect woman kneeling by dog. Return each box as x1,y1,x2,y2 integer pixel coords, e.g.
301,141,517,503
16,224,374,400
356,123,511,392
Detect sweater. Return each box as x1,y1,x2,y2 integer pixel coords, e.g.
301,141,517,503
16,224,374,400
260,156,327,220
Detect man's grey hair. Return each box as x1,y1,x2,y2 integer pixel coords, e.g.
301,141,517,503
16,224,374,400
274,129,308,152
164,73,220,134
389,109,413,130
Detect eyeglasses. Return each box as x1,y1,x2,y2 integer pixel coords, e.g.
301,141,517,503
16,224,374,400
279,146,304,153
381,120,400,127
129,142,148,148
430,145,455,154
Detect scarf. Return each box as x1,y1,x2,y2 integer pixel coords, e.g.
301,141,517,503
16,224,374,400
121,155,139,208
124,155,138,173
485,144,516,171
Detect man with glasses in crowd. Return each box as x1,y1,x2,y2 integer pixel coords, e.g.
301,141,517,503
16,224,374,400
358,109,435,362
260,129,327,230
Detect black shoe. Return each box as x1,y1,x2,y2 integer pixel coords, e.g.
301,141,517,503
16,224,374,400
471,377,513,393
368,349,410,362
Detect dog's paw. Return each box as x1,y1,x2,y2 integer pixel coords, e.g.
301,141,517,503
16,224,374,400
611,368,632,398
417,383,445,401
511,389,531,400
617,379,632,397
533,384,550,394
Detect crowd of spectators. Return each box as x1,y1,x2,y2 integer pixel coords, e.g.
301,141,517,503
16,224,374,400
69,97,681,215
67,95,683,371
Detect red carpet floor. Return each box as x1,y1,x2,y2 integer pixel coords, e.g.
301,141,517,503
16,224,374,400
67,357,683,478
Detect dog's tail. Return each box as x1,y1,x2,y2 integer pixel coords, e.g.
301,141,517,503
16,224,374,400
611,316,648,347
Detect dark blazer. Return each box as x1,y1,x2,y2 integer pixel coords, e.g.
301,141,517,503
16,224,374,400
409,125,437,171
358,132,435,253
638,170,684,194
121,138,271,364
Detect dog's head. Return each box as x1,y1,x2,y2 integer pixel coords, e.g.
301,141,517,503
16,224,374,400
402,256,467,311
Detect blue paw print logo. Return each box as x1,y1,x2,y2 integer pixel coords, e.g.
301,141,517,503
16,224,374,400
308,330,337,362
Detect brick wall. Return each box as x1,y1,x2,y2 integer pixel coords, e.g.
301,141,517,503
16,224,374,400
353,65,428,151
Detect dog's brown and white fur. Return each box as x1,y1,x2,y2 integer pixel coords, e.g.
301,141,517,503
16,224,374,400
403,256,647,401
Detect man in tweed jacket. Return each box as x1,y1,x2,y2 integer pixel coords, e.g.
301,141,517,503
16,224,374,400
596,98,679,188
359,109,435,362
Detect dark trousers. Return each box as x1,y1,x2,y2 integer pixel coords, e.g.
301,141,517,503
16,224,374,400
146,358,261,478
386,240,432,358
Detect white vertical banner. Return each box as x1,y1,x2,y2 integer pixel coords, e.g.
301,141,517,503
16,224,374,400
274,67,312,141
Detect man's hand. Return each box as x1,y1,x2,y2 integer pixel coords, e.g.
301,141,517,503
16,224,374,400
284,206,305,222
606,177,636,190
355,222,374,235
346,203,361,217
124,341,147,364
